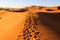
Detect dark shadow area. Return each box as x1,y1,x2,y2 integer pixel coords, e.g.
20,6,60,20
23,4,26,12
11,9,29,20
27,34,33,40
0,17,2,19
5,9,28,12
57,6,60,10
0,8,3,10
36,12,60,36
12,9,28,12
46,9,54,11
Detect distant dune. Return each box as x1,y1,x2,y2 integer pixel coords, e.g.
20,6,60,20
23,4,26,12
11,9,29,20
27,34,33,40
0,6,60,40
0,6,60,12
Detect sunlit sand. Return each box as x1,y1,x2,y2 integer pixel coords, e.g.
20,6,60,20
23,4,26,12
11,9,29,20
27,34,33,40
0,6,60,40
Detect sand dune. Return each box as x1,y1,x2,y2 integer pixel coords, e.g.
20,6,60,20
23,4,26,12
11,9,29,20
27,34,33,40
0,6,60,12
0,6,60,40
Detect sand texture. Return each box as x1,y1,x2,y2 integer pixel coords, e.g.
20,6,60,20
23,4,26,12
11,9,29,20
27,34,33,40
0,6,60,40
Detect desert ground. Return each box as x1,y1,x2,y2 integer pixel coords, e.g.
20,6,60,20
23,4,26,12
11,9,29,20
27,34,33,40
0,6,60,40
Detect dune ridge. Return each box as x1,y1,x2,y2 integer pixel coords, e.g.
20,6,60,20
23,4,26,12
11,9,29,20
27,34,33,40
0,6,60,40
0,6,60,12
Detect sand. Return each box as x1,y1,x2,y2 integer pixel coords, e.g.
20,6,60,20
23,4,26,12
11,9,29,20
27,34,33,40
0,6,60,40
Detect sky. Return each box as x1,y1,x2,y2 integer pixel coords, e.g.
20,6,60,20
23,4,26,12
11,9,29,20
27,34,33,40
0,0,60,8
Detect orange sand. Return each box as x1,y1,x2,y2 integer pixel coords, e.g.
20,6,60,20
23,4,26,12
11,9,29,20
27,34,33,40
0,6,60,40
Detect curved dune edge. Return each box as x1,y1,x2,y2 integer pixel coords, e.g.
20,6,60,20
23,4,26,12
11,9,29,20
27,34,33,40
17,13,60,40
0,6,60,40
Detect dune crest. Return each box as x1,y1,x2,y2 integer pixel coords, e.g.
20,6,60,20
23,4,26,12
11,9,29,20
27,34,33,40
0,6,60,40
0,6,60,12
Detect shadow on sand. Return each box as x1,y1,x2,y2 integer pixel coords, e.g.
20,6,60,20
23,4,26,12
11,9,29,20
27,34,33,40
37,12,60,36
